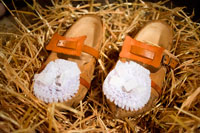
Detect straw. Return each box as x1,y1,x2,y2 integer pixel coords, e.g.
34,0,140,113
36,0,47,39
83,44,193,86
0,0,199,132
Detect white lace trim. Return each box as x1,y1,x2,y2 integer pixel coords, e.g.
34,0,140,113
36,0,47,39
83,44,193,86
103,60,151,111
33,59,81,103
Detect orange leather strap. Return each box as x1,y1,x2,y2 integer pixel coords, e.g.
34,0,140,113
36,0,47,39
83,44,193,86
46,33,99,59
80,77,90,89
119,36,179,69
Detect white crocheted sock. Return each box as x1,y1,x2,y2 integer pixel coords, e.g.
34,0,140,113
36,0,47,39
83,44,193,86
33,59,81,103
103,60,151,111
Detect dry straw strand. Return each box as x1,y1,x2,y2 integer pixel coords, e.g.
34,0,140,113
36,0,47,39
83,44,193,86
0,0,199,132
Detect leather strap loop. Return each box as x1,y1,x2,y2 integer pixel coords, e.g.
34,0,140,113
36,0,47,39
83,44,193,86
162,49,179,69
46,33,99,59
80,77,90,89
119,36,179,69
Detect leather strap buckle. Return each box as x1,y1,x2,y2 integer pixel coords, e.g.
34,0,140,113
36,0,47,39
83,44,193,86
162,54,170,65
46,33,99,59
169,58,179,69
46,33,86,57
119,36,179,69
120,36,164,68
162,50,179,69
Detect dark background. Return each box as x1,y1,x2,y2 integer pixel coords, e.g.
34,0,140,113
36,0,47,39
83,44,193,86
1,0,200,22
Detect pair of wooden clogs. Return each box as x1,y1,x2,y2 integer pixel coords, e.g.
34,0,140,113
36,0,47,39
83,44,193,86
34,15,178,118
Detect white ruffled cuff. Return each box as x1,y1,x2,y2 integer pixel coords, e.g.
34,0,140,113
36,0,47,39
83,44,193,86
33,59,81,103
103,60,151,111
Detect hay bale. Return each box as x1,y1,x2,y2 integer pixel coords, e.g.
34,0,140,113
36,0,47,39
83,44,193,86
0,0,199,132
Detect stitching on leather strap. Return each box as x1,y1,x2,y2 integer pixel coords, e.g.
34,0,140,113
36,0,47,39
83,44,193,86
119,36,179,69
151,80,161,95
46,33,99,59
80,77,90,89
